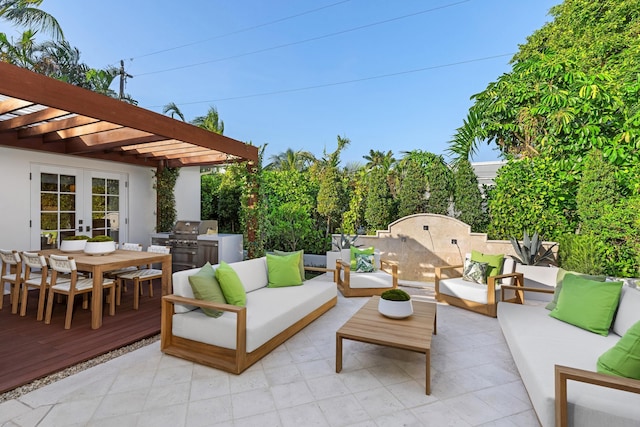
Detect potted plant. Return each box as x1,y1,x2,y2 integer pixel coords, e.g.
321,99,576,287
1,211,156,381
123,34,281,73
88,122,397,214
60,235,91,252
378,289,413,319
84,235,116,255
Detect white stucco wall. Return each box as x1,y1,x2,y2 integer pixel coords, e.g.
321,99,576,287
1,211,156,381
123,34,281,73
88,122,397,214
0,147,200,250
173,167,201,222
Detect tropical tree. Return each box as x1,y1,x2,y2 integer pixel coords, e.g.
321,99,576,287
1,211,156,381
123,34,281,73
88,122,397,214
0,0,63,39
395,155,427,217
316,135,349,238
452,159,486,231
364,166,394,233
266,148,316,171
162,102,186,121
191,106,224,134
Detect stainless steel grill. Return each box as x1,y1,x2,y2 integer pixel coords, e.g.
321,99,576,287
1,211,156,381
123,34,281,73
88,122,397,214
168,220,218,272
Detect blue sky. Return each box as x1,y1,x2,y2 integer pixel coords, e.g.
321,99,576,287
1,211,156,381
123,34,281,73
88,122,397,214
2,0,560,165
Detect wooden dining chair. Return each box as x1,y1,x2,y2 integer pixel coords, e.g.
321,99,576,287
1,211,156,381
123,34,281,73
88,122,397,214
20,251,70,320
116,245,170,310
45,254,116,329
105,243,143,305
1,249,23,314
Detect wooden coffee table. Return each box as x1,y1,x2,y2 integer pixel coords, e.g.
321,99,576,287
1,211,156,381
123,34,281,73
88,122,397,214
336,296,437,394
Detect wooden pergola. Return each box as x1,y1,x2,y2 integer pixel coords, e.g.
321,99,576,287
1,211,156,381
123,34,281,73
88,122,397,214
0,62,258,167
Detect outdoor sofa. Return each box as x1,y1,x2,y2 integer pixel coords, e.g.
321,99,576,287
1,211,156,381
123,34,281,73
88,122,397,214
498,274,640,427
161,256,337,374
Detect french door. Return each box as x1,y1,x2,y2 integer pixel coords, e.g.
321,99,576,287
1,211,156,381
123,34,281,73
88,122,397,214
30,164,128,250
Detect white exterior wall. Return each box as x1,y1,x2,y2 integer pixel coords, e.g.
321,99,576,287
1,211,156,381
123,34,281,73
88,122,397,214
0,147,200,250
173,167,201,222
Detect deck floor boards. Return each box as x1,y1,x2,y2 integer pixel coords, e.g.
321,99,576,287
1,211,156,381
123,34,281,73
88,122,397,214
0,279,161,394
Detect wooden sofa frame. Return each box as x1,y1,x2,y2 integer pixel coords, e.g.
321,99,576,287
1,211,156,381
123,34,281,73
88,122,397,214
161,267,337,374
499,285,640,427
335,258,398,297
435,263,524,317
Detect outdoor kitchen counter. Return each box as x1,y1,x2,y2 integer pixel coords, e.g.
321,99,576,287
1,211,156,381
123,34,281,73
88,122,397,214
197,233,243,264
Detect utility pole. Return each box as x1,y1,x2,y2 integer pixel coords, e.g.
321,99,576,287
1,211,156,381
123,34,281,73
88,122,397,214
119,60,133,100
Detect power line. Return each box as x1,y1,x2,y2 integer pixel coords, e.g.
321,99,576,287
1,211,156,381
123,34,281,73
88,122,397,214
136,0,472,77
125,0,354,61
149,53,514,108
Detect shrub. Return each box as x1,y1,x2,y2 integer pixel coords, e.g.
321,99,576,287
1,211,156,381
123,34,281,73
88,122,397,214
87,235,114,242
63,235,90,240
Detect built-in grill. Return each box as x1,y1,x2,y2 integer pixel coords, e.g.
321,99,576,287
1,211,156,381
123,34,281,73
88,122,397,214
167,220,218,272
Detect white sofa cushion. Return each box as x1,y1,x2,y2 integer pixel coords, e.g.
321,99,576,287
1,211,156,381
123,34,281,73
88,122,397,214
498,302,640,427
172,276,336,352
229,257,268,293
613,285,640,336
340,269,395,289
439,277,499,304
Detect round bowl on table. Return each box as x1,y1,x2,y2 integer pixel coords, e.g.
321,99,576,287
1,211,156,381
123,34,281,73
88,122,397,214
60,239,88,253
83,241,116,256
378,298,413,319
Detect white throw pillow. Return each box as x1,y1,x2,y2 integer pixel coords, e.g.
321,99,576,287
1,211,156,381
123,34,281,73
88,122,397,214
613,285,640,336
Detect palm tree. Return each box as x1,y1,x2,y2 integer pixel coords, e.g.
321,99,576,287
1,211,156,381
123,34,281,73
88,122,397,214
192,106,224,135
266,148,316,171
363,149,395,172
163,102,186,122
0,0,64,40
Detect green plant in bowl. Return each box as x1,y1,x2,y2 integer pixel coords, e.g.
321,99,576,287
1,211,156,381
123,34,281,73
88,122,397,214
381,289,411,301
87,235,114,242
63,235,91,241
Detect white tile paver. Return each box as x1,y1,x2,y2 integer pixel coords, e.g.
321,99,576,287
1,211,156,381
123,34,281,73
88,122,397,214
1,289,540,426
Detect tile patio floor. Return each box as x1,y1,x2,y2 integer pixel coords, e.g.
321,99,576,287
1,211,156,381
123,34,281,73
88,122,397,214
0,287,540,427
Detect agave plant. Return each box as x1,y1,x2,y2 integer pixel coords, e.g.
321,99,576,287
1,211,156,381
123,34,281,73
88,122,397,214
509,231,557,265
332,233,360,251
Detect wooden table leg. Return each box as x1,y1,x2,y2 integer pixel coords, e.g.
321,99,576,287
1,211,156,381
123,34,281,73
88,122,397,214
91,266,103,329
425,348,431,395
336,334,343,373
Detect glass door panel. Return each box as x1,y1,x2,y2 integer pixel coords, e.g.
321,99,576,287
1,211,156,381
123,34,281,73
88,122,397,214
31,166,83,249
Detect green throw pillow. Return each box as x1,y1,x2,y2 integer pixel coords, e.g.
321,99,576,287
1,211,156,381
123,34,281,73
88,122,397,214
597,320,640,379
549,274,623,336
471,250,504,278
214,261,246,307
545,269,607,310
273,249,305,281
188,262,225,317
350,246,374,270
266,252,303,287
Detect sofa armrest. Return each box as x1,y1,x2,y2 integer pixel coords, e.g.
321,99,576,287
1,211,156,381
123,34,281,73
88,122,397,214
162,294,245,313
161,294,248,355
555,365,640,427
500,283,554,303
486,272,523,306
380,259,398,288
305,265,337,282
434,264,464,295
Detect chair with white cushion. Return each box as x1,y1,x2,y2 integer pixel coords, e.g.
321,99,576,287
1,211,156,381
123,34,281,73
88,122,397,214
105,242,143,305
45,254,116,329
20,251,70,320
1,249,23,313
435,253,523,317
116,245,170,310
335,248,398,297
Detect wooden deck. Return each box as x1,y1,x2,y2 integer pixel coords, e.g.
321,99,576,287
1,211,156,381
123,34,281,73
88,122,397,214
0,279,162,394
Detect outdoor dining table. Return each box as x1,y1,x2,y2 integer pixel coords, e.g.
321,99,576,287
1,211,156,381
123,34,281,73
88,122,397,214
39,249,172,329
